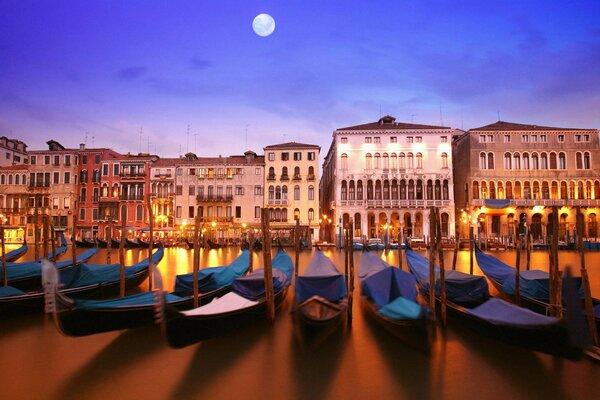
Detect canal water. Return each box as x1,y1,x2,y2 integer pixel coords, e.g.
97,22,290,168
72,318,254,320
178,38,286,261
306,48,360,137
1,246,599,399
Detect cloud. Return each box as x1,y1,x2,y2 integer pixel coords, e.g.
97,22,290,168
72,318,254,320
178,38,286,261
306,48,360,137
117,66,147,80
189,57,212,70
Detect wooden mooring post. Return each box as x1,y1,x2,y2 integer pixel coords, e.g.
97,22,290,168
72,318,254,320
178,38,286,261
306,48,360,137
261,208,275,321
192,207,202,308
577,206,598,345
119,211,126,297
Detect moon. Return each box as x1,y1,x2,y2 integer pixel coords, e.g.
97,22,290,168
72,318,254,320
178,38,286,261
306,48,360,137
252,14,275,37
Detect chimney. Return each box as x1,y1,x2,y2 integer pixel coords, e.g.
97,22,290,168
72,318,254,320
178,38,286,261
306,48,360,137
79,143,85,150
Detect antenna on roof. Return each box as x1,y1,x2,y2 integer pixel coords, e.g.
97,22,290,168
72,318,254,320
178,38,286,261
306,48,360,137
179,144,182,155
84,132,88,145
139,127,143,153
92,136,95,147
186,124,190,153
410,113,416,123
194,132,198,154
497,111,501,121
379,104,382,119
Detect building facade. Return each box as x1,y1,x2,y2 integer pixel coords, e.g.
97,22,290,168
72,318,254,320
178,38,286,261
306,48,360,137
321,116,456,243
0,165,29,242
264,142,320,243
0,136,28,166
453,121,600,244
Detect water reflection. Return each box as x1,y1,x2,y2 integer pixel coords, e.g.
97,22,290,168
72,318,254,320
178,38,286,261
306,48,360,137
1,246,600,399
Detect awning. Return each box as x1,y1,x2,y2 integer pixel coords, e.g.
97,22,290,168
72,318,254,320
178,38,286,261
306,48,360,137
484,199,511,209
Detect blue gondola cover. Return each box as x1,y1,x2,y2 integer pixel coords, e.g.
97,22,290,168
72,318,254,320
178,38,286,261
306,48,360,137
467,298,559,326
232,250,293,301
295,251,346,303
74,291,182,309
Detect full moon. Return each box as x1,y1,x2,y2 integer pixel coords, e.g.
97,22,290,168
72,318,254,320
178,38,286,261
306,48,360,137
252,13,275,37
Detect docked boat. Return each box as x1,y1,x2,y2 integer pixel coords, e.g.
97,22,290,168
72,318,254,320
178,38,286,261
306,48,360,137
358,252,433,353
157,249,294,348
75,238,96,248
125,238,141,248
406,247,584,359
294,251,348,342
96,238,108,248
352,238,364,251
366,238,385,251
42,249,248,336
0,248,98,316
1,242,28,262
474,246,600,333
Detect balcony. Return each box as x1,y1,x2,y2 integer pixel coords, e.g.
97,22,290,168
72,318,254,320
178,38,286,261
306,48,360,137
196,195,233,203
27,183,50,191
153,173,172,179
267,199,289,206
293,175,302,181
267,174,276,181
199,216,234,224
471,198,600,208
307,174,316,181
280,175,289,181
0,207,27,214
119,195,145,201
119,172,146,179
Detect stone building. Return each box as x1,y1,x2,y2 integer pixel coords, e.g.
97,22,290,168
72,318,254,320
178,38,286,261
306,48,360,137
321,115,456,243
0,164,29,242
453,121,600,244
0,136,28,166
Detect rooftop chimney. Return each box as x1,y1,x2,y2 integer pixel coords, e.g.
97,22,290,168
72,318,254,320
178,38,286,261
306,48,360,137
79,143,85,150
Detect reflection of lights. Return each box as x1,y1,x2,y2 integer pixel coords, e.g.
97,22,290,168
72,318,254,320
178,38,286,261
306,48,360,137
532,205,544,213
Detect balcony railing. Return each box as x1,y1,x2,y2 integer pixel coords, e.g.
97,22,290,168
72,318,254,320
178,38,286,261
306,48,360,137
119,172,146,178
196,195,233,203
307,174,315,181
471,198,600,208
293,175,302,181
267,199,288,206
267,174,276,181
119,195,145,201
153,173,172,178
0,207,27,214
27,183,50,190
280,175,289,181
199,216,234,224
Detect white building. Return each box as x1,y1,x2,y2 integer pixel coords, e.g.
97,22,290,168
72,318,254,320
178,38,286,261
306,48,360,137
264,142,320,243
321,115,456,243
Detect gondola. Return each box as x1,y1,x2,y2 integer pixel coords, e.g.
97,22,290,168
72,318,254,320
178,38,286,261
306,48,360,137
405,247,585,359
366,238,385,251
96,238,108,248
42,249,249,336
474,245,600,333
1,241,28,262
138,238,160,248
207,239,224,249
352,239,364,251
111,238,122,248
125,238,141,248
0,248,99,316
75,238,96,248
358,252,433,353
157,248,294,348
294,251,348,342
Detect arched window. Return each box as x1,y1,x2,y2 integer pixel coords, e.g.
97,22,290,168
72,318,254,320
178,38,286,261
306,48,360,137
487,152,494,169
576,152,583,169
357,181,363,200
504,153,512,169
558,153,566,169
400,180,406,199
427,180,433,200
540,153,548,169
268,167,275,179
341,153,348,169
308,166,314,178
375,180,382,200
441,213,449,237
472,181,479,199
8,175,13,185
365,153,373,169
513,153,521,169
15,174,20,185
399,153,405,169
442,180,449,200
586,181,592,199
268,186,274,200
294,185,300,200
136,205,144,221
533,181,540,199
542,181,549,199
383,180,390,200
584,152,591,169
407,153,414,169
506,181,513,199
341,181,347,200
595,180,600,200
416,179,423,200
531,153,539,169
293,166,300,179
308,208,314,222
275,186,281,200
480,181,488,199
569,181,575,199
390,153,397,169
479,152,487,169
551,181,558,199
391,180,398,200
489,181,496,199
282,208,288,222
416,153,423,169
408,179,415,200
22,174,26,185
522,153,530,170
441,152,448,168
281,167,288,179
435,180,442,200
524,181,531,199
497,181,504,199
382,153,389,169
294,208,300,221
121,204,128,221
349,181,355,200
282,185,288,200
560,181,568,199
374,153,381,169
101,183,109,197
514,181,522,199
550,152,558,169
578,181,584,199
367,180,374,200
308,185,314,200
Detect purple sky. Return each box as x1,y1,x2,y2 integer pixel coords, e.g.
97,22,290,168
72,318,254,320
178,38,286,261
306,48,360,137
1,1,599,158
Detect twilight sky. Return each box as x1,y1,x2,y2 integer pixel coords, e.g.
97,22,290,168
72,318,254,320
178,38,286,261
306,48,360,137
1,1,599,158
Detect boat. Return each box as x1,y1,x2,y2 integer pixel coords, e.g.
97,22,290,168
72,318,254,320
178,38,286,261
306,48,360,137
0,248,99,316
207,239,224,249
474,245,600,334
125,238,141,248
366,238,385,251
42,249,249,336
410,238,427,250
294,251,348,342
532,240,548,250
352,238,364,251
138,238,160,248
111,238,122,248
96,238,108,248
1,242,28,262
75,238,96,248
358,252,433,353
47,232,68,260
157,248,294,348
405,247,584,359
